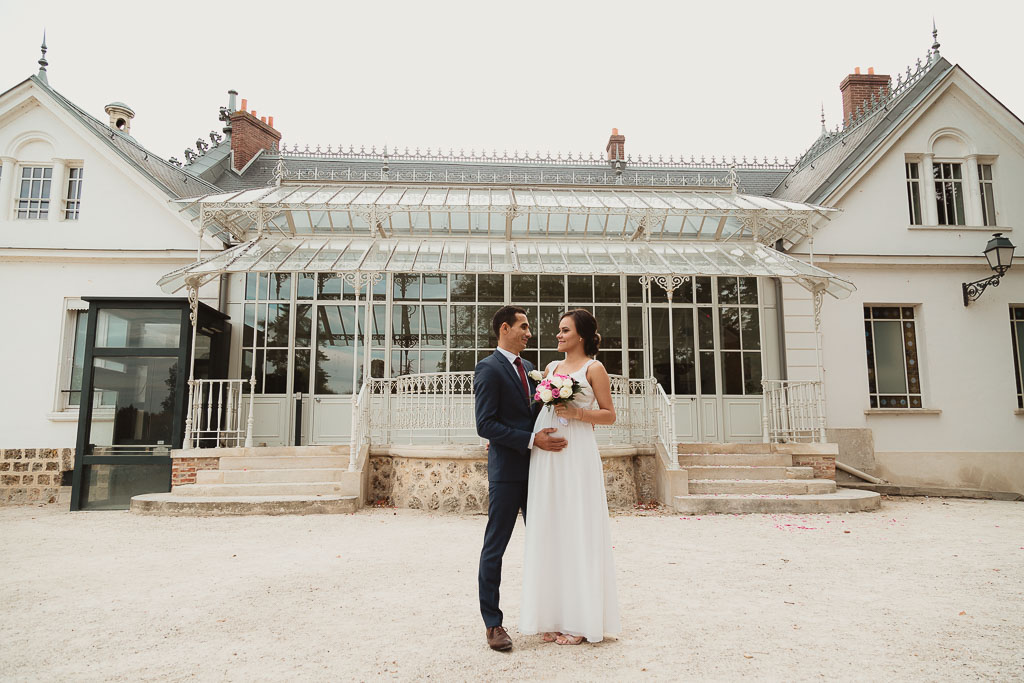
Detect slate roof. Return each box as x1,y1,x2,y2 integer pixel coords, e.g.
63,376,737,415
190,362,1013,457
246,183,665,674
25,75,220,200
772,58,953,204
207,154,792,198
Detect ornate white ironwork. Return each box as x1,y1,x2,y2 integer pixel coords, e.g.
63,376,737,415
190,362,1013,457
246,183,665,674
188,379,248,448
761,380,827,443
182,282,200,449
639,274,691,300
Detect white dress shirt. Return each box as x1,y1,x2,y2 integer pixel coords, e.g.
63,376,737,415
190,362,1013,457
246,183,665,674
495,346,536,449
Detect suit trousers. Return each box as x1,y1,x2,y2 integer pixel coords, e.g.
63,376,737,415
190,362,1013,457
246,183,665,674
478,480,529,628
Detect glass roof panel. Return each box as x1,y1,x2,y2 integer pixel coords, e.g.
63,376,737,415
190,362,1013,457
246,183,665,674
254,187,300,204
377,188,407,204
283,187,325,204
387,241,419,270
469,189,490,207
555,191,580,208
584,243,617,273
354,188,385,205
446,189,470,207
574,191,605,208
565,244,593,271
361,241,392,271
398,188,427,205
515,242,541,272
466,242,490,272
326,187,365,206
617,193,650,209
307,239,350,270
512,189,536,207
250,240,301,271
412,241,444,272
532,190,559,208
278,239,328,270
490,242,511,271
489,189,513,206
421,188,449,206
592,191,625,209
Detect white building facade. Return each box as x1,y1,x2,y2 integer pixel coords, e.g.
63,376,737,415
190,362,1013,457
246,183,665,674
1,36,1020,507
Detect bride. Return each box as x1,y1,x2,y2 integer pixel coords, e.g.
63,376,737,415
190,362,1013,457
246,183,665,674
519,308,621,645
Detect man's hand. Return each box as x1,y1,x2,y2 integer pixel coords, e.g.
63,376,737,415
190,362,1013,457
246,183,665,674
534,428,567,452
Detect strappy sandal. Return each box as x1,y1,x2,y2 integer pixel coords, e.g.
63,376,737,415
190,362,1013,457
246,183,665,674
555,633,585,645
541,632,561,642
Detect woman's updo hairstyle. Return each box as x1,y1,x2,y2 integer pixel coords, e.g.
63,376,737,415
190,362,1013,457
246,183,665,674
561,308,601,357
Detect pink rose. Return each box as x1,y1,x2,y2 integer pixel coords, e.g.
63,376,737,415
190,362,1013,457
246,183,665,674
551,388,560,398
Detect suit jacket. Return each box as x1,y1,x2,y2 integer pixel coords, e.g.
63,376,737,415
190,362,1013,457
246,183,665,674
474,350,538,482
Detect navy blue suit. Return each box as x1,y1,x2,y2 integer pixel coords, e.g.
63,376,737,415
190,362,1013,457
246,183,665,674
475,349,537,628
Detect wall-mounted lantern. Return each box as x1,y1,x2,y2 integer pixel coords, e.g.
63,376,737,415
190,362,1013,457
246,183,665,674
963,233,1016,306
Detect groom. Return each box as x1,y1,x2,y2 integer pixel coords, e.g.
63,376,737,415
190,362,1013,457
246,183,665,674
475,306,566,651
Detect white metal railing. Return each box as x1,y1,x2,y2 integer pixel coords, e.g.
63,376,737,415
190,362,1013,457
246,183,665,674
392,371,477,435
761,380,827,444
652,380,679,466
188,379,250,448
348,379,371,471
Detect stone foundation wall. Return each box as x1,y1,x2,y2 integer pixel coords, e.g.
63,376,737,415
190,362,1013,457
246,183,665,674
368,450,655,513
171,457,221,486
1,448,73,504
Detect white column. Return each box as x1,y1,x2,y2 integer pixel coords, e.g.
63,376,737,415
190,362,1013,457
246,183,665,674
964,155,982,226
921,154,938,226
48,157,66,222
0,156,17,219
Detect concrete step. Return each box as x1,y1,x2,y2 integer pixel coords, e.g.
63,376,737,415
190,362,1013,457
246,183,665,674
681,465,814,480
131,493,358,516
687,479,837,495
673,488,881,515
676,454,793,467
196,468,349,485
171,482,348,497
218,455,350,470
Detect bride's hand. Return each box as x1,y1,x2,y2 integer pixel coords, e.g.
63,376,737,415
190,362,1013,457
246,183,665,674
554,403,582,421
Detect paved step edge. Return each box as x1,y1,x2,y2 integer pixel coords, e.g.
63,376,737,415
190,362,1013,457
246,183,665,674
172,482,349,496
196,468,351,484
680,466,814,480
673,489,881,515
217,456,352,470
687,479,837,495
130,494,359,516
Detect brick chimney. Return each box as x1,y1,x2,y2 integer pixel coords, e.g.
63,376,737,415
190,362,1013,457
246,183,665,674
229,102,281,171
839,67,890,125
606,128,625,161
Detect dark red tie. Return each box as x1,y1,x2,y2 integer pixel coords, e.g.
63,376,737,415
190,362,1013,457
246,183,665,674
513,357,529,399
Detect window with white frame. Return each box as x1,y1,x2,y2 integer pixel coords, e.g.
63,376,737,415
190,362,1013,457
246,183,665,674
864,306,922,409
1011,307,1024,410
905,162,923,225
933,162,965,226
59,305,115,410
17,166,52,219
65,167,84,220
979,163,997,227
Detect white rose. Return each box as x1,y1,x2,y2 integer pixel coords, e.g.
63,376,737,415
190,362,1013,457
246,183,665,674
528,370,544,381
538,388,553,403
558,376,573,391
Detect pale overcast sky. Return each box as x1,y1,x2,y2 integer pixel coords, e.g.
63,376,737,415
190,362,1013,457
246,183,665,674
2,0,1022,164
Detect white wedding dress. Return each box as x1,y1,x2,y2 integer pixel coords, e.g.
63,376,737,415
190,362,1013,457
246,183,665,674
519,359,620,643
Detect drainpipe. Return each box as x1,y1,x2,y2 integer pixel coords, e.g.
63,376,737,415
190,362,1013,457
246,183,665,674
218,273,229,314
773,240,788,381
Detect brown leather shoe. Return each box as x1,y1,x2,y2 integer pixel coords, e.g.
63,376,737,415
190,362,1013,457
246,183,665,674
486,626,513,651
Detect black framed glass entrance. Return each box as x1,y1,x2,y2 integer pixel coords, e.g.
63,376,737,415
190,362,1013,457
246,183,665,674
70,298,230,510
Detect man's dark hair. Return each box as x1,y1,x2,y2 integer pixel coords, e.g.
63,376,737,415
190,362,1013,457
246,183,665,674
492,305,528,341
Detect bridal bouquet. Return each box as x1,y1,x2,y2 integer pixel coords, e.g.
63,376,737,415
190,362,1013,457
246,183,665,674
528,371,582,428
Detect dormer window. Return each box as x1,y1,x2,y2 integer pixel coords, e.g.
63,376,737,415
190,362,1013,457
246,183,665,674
17,166,52,219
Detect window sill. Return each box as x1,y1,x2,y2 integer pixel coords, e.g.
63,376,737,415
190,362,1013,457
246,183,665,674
908,224,1009,232
46,411,80,422
1015,409,1024,416
864,408,942,415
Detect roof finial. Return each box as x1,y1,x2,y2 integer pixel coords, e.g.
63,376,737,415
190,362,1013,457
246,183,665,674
931,19,940,61
37,30,48,83
820,102,826,134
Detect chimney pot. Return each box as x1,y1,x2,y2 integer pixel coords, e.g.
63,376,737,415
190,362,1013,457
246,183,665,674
268,116,274,128
260,116,266,124
854,67,861,75
240,98,248,112
868,66,875,75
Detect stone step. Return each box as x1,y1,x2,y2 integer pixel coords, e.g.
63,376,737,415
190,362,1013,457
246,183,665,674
196,468,349,485
686,479,837,495
673,488,881,515
171,482,348,497
681,465,813,480
676,454,793,467
131,493,358,516
217,455,351,470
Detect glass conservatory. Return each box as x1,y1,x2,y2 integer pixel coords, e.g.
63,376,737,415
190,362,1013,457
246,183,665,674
159,183,852,451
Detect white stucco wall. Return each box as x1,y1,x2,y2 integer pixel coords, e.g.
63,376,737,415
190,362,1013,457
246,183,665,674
0,80,223,449
785,66,1024,490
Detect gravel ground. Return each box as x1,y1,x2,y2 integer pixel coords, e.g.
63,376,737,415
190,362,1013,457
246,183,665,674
1,497,1022,682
